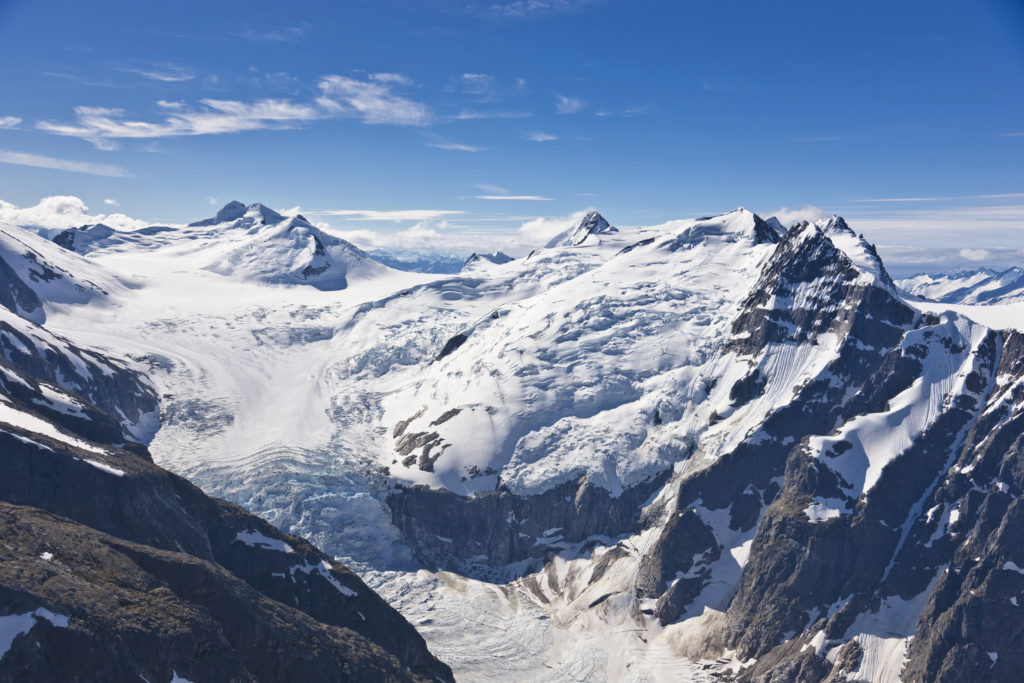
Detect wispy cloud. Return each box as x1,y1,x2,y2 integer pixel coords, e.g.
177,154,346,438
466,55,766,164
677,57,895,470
525,131,557,142
460,73,494,94
37,73,431,148
103,198,119,206
473,0,597,19
306,209,465,222
1001,131,1024,137
851,192,1024,203
238,27,306,42
0,116,21,129
475,194,552,200
38,100,321,149
426,140,483,152
0,149,132,177
117,63,196,82
454,109,531,120
317,74,431,125
555,94,586,114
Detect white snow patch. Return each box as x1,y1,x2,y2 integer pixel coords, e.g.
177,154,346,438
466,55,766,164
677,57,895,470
0,401,105,454
234,530,295,553
804,497,847,523
76,457,125,477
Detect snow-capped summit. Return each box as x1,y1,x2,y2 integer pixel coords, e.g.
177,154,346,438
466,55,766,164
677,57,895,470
814,214,895,289
545,210,617,248
188,200,248,227
201,209,387,289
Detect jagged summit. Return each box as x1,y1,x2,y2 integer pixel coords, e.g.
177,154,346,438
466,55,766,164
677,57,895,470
461,251,514,272
814,214,895,289
188,201,290,228
545,210,617,248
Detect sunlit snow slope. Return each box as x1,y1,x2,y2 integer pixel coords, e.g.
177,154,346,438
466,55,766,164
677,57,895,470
29,202,1024,682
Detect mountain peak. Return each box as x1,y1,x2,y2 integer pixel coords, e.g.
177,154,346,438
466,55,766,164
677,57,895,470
246,203,284,224
188,200,247,227
545,210,617,248
812,215,894,289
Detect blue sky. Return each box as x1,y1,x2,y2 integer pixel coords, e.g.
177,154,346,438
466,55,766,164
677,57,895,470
0,0,1022,273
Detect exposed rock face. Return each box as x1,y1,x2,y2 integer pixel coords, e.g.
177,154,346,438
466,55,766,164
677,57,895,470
388,473,669,574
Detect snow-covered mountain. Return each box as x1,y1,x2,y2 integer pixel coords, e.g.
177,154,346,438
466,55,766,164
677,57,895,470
0,217,453,682
6,203,1024,681
898,266,1024,305
54,201,389,290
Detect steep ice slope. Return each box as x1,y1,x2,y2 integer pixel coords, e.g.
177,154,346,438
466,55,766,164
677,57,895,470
898,266,1024,305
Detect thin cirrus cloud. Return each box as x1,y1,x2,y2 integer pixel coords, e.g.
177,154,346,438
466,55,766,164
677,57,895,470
0,148,132,177
305,209,465,222
474,194,553,200
426,141,484,152
0,116,21,129
237,27,306,42
525,132,557,142
36,74,431,149
555,94,586,114
474,0,597,19
316,74,431,125
454,109,532,120
851,193,1024,203
117,63,196,82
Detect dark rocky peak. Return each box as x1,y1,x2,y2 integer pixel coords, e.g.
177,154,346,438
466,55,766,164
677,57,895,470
729,220,913,352
816,214,896,291
188,200,247,227
545,210,617,248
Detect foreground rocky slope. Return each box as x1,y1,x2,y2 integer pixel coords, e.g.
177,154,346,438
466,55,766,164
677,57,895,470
0,232,452,681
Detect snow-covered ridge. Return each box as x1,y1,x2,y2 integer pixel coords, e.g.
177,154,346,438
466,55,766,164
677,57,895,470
52,201,391,290
898,266,1024,305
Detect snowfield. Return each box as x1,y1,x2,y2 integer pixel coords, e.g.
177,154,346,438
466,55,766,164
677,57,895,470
18,202,1023,680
